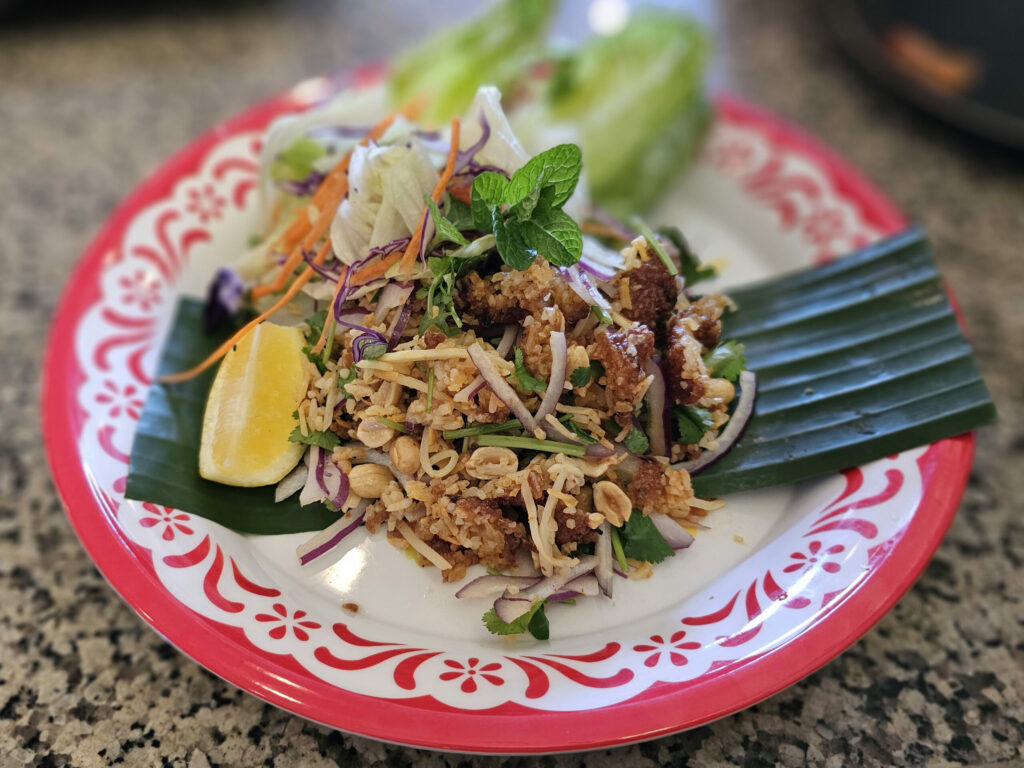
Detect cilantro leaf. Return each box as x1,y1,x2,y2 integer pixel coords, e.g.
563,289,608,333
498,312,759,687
704,340,746,381
619,512,675,564
622,426,649,454
301,309,329,373
570,366,593,388
656,225,717,286
674,405,714,445
508,348,547,393
559,414,598,444
288,426,340,450
418,250,486,337
338,367,358,399
425,194,469,248
483,600,549,639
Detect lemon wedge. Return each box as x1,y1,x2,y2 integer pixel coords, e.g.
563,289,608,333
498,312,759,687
199,322,311,486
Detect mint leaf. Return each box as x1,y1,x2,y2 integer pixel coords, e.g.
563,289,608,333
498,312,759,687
444,197,476,233
471,172,509,230
622,426,649,454
493,210,534,271
619,512,675,564
508,348,547,393
289,426,340,450
704,340,746,381
483,600,549,639
503,144,582,210
425,194,469,248
514,207,583,267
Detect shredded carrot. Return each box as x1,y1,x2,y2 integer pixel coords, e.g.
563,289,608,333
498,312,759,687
308,260,349,356
447,179,473,206
160,240,333,384
398,117,461,276
250,111,405,302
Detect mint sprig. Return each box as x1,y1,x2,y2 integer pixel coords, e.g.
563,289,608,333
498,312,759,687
471,144,584,270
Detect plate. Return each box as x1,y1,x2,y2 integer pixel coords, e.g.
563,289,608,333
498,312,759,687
41,66,974,754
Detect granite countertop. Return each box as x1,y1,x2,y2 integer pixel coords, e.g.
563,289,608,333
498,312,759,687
1,1,1021,765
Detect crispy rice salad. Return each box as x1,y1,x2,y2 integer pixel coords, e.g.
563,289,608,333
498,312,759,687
194,86,753,638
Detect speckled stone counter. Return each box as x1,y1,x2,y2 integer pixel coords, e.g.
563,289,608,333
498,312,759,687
1,1,1021,765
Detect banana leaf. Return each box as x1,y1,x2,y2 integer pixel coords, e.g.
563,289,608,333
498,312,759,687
124,300,340,534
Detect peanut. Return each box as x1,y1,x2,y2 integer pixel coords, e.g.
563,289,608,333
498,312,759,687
389,435,420,476
348,464,394,499
593,481,632,527
465,446,519,480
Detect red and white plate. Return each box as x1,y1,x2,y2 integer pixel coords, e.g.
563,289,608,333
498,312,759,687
42,67,974,754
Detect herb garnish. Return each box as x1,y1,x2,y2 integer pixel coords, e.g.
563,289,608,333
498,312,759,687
618,512,674,564
470,144,584,270
483,600,550,640
508,348,547,393
288,426,340,450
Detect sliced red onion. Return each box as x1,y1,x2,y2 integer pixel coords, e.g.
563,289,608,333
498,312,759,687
650,513,695,550
673,371,757,475
274,462,308,503
454,325,517,402
467,343,537,433
644,357,669,457
334,307,371,332
299,447,324,506
298,445,349,508
559,265,612,311
577,259,616,283
494,596,534,624
548,573,601,603
352,330,389,363
296,504,367,566
387,291,415,349
455,574,541,600
492,556,597,622
584,444,616,459
595,522,614,597
534,331,567,428
374,281,414,323
590,205,636,243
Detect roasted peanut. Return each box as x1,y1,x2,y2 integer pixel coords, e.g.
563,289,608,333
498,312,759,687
704,377,735,405
465,446,519,480
389,435,420,476
356,417,394,448
593,481,632,527
348,463,394,498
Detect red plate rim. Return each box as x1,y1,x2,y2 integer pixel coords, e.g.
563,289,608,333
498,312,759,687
41,73,974,753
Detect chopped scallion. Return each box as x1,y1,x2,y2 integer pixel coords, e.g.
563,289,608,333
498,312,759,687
630,216,678,276
442,419,523,440
610,526,629,573
477,434,587,457
374,417,409,434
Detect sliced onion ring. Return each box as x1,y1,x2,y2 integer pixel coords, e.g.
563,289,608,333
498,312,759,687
534,331,567,427
454,325,517,402
595,522,614,597
455,574,541,600
466,343,537,433
374,281,414,323
644,356,669,457
492,556,597,623
296,502,368,566
649,513,695,550
672,370,757,475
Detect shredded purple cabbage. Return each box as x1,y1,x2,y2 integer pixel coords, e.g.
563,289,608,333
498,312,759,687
203,267,244,332
352,330,389,363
